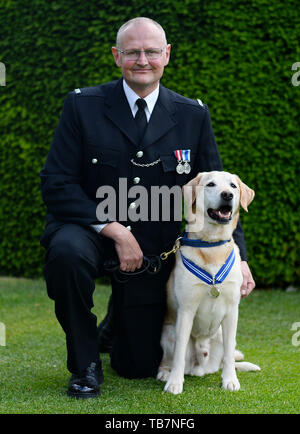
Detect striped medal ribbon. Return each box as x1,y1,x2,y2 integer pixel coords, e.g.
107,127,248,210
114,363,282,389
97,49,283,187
180,248,236,297
174,150,191,174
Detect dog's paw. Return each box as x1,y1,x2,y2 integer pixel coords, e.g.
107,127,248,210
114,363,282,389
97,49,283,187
164,381,184,395
157,369,170,382
222,376,240,391
164,375,184,395
234,350,244,361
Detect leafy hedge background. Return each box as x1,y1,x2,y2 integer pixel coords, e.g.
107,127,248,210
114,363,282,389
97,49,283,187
0,0,299,286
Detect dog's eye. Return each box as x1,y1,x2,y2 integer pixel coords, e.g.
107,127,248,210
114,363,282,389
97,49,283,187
206,182,215,187
230,183,237,188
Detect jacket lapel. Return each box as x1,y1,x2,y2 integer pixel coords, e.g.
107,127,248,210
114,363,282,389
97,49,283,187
104,79,139,146
104,79,177,148
142,85,177,149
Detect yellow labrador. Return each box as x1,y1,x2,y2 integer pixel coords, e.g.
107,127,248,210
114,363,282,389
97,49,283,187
157,171,260,394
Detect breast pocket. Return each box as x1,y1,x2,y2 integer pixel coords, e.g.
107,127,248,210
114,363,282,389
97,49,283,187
87,147,119,168
84,147,120,196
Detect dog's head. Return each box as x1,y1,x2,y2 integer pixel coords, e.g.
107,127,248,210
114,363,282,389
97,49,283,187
183,171,255,230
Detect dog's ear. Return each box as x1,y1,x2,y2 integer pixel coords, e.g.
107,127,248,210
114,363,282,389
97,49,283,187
235,175,255,212
183,173,204,205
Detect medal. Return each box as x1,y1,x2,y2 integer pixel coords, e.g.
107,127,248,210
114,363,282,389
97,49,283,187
176,162,185,174
183,162,191,174
174,149,191,175
210,286,220,298
210,276,220,298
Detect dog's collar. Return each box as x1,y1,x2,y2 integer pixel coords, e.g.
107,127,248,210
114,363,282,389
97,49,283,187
160,234,231,262
180,248,236,297
180,232,231,248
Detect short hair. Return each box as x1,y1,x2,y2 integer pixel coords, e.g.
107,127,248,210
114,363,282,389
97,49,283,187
116,17,167,48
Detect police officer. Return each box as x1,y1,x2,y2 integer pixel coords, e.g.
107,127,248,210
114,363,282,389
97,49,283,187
40,17,255,399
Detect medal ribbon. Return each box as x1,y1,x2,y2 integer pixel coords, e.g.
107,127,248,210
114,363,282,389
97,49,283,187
174,150,190,162
180,248,235,286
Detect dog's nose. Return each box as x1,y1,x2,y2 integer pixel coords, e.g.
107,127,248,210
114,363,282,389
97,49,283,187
221,191,233,201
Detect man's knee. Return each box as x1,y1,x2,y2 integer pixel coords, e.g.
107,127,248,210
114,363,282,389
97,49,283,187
46,238,85,268
43,226,102,299
44,225,102,271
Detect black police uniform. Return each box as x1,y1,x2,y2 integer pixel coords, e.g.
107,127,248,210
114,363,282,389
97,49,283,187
40,78,247,379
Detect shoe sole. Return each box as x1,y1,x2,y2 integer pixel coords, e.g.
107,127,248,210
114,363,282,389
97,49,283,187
67,390,100,399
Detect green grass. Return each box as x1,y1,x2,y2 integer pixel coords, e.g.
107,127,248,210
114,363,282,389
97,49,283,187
0,277,299,414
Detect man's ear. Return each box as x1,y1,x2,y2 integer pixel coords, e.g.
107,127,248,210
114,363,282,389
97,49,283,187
112,47,121,67
235,175,255,212
164,44,171,66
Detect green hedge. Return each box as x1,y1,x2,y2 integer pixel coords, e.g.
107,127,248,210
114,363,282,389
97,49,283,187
0,0,299,286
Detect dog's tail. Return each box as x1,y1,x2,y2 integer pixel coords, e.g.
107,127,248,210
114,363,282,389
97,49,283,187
235,361,261,372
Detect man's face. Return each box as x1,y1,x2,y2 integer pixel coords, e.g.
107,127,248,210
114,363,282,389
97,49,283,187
112,22,171,97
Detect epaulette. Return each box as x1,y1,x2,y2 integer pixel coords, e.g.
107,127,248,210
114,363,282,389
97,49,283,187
72,85,105,97
170,89,206,109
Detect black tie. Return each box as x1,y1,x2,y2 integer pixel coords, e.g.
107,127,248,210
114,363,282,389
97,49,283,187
135,98,147,142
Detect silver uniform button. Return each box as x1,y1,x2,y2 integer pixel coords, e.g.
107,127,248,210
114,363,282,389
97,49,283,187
136,151,143,158
126,225,132,231
133,177,140,184
92,158,98,164
129,202,136,209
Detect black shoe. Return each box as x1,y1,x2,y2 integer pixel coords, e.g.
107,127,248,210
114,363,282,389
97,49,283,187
67,361,104,399
98,295,113,353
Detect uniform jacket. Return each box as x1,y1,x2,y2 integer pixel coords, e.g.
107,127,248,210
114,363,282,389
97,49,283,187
40,78,247,259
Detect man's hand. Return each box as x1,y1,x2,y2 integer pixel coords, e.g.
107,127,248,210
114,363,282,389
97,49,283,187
101,222,143,272
240,261,255,298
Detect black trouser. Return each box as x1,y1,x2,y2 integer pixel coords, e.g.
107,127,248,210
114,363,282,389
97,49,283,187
42,223,174,379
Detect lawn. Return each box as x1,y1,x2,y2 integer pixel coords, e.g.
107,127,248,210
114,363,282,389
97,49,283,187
0,276,299,414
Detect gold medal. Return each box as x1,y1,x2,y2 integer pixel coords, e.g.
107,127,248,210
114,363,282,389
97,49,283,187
210,286,220,298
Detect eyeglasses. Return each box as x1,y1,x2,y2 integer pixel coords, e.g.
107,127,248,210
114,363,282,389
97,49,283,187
117,47,166,61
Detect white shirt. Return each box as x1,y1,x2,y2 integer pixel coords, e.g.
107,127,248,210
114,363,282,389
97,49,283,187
91,80,160,234
123,78,159,122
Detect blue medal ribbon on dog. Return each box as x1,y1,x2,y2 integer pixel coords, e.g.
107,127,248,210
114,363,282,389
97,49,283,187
180,248,236,297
